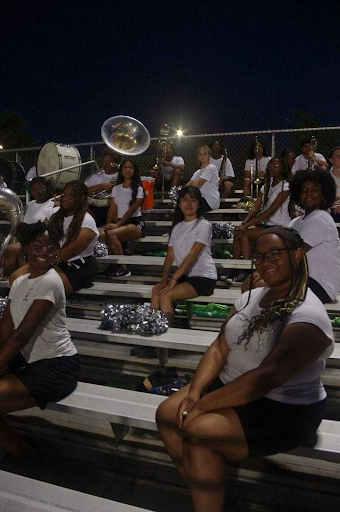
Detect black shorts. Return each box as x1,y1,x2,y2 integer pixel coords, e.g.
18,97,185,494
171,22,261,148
88,205,109,228
206,378,326,457
57,255,98,292
177,275,216,296
8,353,81,410
118,216,145,237
154,177,173,192
201,197,213,213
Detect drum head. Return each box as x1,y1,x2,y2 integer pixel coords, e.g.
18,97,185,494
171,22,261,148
37,142,81,190
0,159,25,193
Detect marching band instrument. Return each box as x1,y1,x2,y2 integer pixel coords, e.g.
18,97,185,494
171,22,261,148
153,124,170,199
0,159,26,194
0,175,24,275
307,136,317,171
237,135,262,211
101,116,150,156
37,142,84,189
219,149,228,178
86,116,151,208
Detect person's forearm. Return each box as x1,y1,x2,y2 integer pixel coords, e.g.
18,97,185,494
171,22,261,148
117,203,140,226
0,333,29,367
199,365,275,412
189,340,227,397
172,251,201,280
161,254,174,281
106,204,118,224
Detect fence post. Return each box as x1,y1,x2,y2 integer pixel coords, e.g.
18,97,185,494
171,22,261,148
271,132,275,157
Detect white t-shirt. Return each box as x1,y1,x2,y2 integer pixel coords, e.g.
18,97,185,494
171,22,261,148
24,199,55,224
291,153,327,174
259,179,291,226
161,156,185,181
191,164,220,210
330,168,340,196
9,269,77,364
169,218,217,279
244,156,271,173
48,208,99,261
289,210,340,300
85,170,118,187
111,184,144,219
209,156,235,178
26,166,37,181
220,287,334,404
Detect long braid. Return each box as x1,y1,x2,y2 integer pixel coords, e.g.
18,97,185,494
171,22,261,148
49,180,88,243
236,226,308,350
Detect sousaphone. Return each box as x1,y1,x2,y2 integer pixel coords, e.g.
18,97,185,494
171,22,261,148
89,116,150,207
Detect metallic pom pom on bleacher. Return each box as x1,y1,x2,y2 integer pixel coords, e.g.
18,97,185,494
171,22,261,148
0,297,8,319
211,221,235,239
100,303,169,336
93,241,109,258
169,186,183,207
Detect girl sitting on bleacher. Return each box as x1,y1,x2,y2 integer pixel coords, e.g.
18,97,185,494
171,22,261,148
0,221,80,459
101,158,145,279
157,226,334,512
2,176,55,276
10,180,99,294
231,156,291,282
151,186,217,326
185,146,220,212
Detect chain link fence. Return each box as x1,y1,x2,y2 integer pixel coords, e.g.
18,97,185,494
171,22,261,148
1,127,339,194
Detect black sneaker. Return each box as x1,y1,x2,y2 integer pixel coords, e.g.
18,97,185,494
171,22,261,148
232,271,249,283
107,268,131,279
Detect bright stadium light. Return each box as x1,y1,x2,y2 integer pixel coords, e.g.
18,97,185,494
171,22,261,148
176,130,183,137
0,145,3,150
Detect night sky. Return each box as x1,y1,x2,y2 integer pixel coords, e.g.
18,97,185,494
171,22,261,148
2,0,340,145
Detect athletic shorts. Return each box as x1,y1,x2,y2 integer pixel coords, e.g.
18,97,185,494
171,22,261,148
57,255,98,292
8,353,81,410
206,378,326,457
177,275,216,296
118,216,145,237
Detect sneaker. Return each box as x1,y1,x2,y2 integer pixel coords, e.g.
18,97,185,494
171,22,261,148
232,271,249,283
107,268,131,279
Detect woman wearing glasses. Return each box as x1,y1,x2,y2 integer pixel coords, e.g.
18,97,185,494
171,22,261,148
0,221,80,459
157,226,333,512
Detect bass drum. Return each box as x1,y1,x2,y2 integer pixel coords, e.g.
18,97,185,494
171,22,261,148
37,142,81,190
0,159,26,194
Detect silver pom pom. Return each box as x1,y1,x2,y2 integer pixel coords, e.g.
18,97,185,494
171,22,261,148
0,297,8,319
212,222,235,239
94,241,109,258
169,186,183,207
100,303,169,336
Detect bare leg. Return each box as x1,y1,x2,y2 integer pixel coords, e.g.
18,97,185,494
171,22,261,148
105,225,142,270
171,169,182,188
0,373,38,457
243,171,251,197
240,226,266,259
182,410,248,512
159,282,197,326
220,180,234,198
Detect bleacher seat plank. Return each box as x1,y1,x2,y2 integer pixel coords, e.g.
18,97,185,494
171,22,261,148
0,470,151,512
96,255,251,269
67,318,214,352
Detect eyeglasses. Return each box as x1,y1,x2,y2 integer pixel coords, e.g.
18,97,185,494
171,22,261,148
252,248,290,265
30,242,58,255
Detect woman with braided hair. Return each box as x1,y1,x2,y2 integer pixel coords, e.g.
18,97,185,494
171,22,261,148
0,221,80,459
10,180,99,293
157,226,333,512
230,156,291,283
